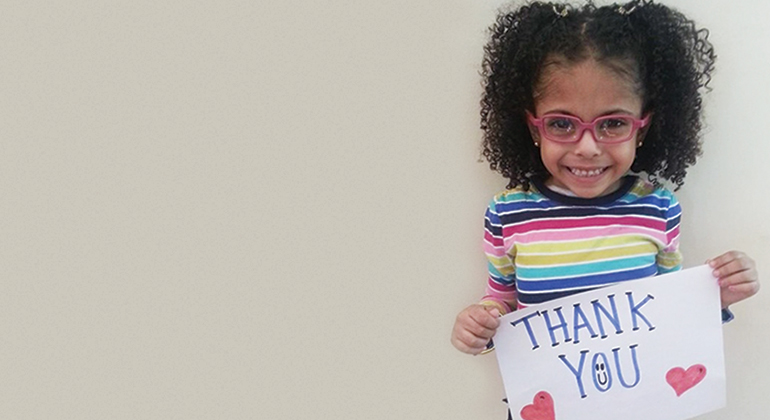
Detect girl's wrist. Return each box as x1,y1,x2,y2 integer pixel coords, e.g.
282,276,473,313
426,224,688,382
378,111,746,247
479,300,508,315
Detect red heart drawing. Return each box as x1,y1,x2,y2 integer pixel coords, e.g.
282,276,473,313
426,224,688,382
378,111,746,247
666,364,707,396
520,391,554,420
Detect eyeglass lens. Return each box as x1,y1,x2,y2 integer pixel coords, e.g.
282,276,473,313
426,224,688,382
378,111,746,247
543,116,635,142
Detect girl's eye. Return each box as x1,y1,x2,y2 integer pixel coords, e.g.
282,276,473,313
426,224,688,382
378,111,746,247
598,118,630,132
545,118,575,133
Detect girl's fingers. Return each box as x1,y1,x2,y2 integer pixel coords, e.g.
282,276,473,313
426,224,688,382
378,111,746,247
718,267,758,287
726,280,760,295
709,252,755,280
450,337,475,354
460,329,490,349
708,250,743,269
452,329,490,354
462,316,496,340
451,305,499,354
468,305,500,330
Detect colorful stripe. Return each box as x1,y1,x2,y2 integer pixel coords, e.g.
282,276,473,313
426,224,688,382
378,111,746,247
481,176,682,310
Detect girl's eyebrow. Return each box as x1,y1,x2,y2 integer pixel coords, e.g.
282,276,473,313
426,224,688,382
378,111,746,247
539,108,638,118
538,109,574,116
601,109,637,116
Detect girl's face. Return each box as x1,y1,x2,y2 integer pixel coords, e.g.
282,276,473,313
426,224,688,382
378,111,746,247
530,58,646,198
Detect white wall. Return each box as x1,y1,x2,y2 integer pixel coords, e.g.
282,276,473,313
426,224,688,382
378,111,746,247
0,1,766,419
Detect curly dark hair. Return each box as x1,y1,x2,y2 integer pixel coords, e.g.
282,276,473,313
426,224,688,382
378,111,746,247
480,0,716,190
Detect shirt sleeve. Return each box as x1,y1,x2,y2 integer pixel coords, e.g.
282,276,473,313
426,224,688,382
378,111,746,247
721,308,734,323
657,191,683,274
480,198,518,313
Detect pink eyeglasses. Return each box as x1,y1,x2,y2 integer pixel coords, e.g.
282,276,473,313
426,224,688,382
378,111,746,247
527,111,651,143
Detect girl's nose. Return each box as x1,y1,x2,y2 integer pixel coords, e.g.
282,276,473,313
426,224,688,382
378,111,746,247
573,128,601,157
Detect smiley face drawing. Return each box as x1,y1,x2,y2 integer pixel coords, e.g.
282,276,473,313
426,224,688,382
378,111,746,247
592,353,612,392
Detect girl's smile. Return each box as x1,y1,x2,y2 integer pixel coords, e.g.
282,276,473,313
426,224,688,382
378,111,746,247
530,58,646,198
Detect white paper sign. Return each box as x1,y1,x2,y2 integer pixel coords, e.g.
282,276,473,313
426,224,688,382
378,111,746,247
494,265,726,420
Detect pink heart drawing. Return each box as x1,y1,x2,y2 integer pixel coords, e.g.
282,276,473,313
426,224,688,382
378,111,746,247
520,391,555,420
666,364,707,396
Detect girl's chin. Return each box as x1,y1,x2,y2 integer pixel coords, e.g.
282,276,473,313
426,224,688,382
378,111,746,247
553,168,623,198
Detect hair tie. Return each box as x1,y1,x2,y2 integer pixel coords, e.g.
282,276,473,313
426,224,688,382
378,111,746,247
552,5,569,18
617,5,638,15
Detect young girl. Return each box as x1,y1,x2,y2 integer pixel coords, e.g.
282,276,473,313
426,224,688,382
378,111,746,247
451,0,760,359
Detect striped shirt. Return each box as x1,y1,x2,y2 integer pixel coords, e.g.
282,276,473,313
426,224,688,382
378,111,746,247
481,175,682,313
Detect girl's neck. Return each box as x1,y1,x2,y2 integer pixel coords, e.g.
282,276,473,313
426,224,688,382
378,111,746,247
543,177,625,198
544,181,577,197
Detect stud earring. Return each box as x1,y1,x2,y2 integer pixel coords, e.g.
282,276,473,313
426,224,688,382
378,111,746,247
637,141,643,147
534,141,540,147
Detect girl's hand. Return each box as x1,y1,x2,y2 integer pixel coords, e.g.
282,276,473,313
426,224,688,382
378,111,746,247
451,304,500,355
708,250,760,309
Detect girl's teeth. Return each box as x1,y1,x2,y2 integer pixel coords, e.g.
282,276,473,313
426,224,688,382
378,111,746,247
570,167,605,177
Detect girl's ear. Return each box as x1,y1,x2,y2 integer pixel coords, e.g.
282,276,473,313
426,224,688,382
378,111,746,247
636,112,653,148
526,112,541,147
529,124,541,147
636,127,648,147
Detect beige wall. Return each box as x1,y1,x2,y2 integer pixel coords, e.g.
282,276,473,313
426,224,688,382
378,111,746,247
0,1,766,418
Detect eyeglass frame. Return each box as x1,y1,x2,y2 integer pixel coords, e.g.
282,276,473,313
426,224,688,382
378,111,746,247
526,111,652,144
